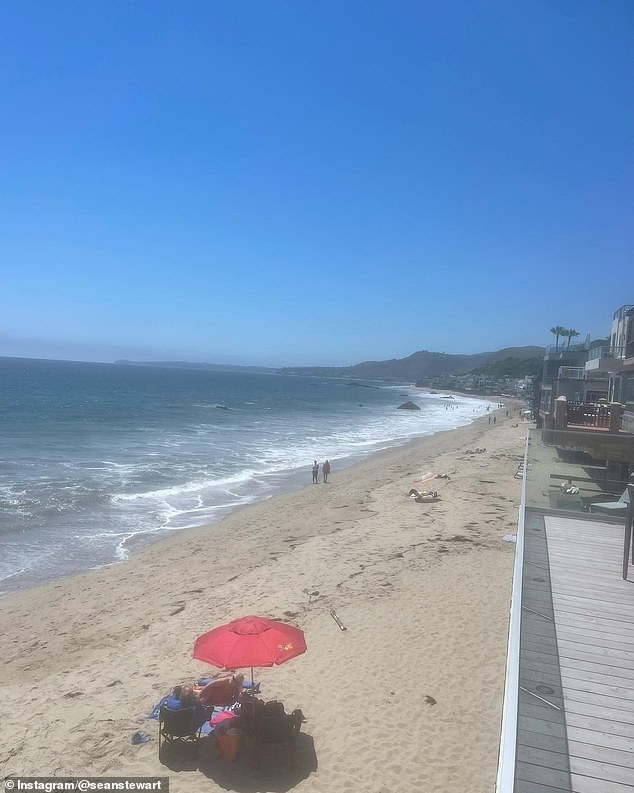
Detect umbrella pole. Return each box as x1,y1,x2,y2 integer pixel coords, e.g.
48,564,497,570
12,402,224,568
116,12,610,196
250,665,256,724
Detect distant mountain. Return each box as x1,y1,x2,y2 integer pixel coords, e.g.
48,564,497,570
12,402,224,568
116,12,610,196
277,346,544,382
114,360,276,374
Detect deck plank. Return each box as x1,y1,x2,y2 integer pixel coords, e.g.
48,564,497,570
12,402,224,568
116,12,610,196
515,511,634,792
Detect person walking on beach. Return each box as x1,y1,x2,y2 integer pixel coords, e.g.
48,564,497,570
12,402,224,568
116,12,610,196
322,460,331,483
312,460,319,483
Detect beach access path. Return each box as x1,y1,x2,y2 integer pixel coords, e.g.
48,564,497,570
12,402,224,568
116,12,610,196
0,404,525,793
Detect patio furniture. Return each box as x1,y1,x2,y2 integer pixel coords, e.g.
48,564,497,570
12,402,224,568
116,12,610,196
589,487,630,517
158,705,204,762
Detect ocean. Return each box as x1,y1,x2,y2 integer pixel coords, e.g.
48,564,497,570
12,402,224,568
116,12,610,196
0,357,494,595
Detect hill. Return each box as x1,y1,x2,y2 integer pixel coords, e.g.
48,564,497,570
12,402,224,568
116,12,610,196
277,346,544,381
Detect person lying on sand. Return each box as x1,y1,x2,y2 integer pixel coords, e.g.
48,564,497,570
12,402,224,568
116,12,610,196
198,673,245,706
408,488,440,502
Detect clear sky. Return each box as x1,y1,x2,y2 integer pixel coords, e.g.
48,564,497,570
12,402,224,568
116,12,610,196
1,1,632,366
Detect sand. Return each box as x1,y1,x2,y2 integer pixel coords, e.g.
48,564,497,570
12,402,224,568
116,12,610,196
0,406,525,792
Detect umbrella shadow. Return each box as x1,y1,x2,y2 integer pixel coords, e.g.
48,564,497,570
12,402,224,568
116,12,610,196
198,732,318,792
158,743,201,773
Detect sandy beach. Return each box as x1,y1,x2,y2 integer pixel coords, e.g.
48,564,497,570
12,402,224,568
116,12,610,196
0,406,525,792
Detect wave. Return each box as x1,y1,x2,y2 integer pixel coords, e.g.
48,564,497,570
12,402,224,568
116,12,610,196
0,363,496,594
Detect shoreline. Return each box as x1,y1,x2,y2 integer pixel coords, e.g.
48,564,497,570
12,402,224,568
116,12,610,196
0,404,523,791
1,391,496,598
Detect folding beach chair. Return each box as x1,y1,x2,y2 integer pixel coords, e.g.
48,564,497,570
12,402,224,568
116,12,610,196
158,705,204,762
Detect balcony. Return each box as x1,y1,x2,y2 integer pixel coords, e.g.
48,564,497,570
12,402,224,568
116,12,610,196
495,429,634,793
612,303,633,320
557,366,585,380
585,346,627,373
566,401,616,429
587,345,624,361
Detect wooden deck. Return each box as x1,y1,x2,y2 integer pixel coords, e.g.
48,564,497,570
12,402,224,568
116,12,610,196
516,511,634,792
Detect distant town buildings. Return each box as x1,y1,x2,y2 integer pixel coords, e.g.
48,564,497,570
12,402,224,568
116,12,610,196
417,372,533,400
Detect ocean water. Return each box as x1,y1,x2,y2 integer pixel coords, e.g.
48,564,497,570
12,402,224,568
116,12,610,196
0,357,494,595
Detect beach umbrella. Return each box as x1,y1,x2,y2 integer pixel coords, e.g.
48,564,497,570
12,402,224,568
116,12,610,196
193,615,307,697
413,471,438,484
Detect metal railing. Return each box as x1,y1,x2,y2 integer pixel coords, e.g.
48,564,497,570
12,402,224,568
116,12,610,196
558,366,585,380
495,428,634,792
612,304,633,320
587,345,625,361
545,343,587,353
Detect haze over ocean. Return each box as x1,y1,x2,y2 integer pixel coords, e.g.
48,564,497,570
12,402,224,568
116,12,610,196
0,357,495,595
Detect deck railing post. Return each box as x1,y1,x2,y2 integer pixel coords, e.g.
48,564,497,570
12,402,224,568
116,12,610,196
624,484,634,580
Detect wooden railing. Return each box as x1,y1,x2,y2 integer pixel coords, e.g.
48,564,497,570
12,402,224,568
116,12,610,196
566,402,619,429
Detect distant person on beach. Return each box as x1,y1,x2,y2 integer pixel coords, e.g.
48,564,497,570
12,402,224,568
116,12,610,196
312,460,319,483
323,460,331,482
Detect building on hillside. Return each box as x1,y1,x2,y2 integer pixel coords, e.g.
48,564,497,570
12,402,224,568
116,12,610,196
416,373,531,398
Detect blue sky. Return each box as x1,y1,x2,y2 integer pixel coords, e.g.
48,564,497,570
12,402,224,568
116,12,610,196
1,0,632,366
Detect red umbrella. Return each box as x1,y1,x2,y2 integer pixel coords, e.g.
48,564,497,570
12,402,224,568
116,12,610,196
193,615,307,694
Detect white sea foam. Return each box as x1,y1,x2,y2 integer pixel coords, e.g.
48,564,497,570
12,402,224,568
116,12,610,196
0,358,497,595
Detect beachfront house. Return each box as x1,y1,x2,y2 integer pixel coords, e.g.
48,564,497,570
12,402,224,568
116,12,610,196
537,337,609,422
584,304,634,433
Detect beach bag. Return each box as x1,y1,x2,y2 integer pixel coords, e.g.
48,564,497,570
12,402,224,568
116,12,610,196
262,700,285,717
218,728,241,760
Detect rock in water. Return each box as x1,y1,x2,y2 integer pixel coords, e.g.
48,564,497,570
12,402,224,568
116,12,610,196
397,401,421,411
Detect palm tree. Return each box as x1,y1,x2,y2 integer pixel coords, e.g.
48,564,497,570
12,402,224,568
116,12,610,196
550,326,567,349
566,329,580,348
